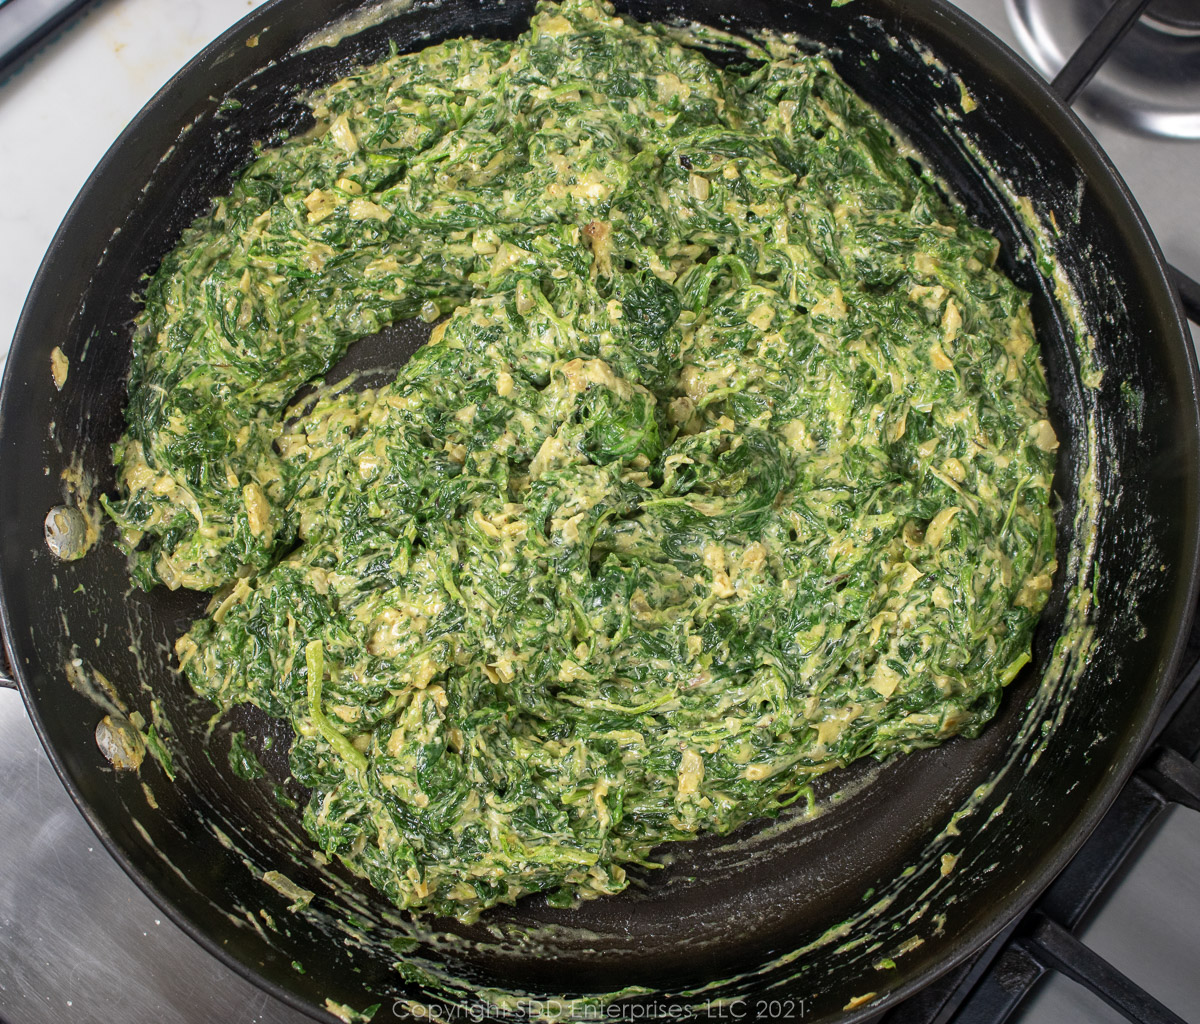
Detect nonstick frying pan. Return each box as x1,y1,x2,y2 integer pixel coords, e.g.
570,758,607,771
1,1,1198,1021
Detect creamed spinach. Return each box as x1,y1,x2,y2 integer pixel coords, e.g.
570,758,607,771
106,0,1058,921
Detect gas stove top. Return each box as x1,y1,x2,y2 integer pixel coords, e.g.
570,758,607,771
1010,0,1200,138
1,2,1198,1023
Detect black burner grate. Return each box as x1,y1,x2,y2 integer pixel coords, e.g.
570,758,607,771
876,624,1200,1023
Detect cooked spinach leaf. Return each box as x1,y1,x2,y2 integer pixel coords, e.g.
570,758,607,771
112,0,1057,922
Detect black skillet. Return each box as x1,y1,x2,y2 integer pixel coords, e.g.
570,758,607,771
1,0,1198,1021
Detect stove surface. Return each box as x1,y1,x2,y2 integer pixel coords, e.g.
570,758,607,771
1010,0,1200,139
0,2,1198,1023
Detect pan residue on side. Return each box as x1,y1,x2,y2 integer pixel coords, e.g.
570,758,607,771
296,0,416,54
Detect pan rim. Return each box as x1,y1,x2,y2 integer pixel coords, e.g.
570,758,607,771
1,0,1198,1019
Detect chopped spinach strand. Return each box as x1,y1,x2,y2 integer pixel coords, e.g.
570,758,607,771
228,729,267,780
111,0,1056,921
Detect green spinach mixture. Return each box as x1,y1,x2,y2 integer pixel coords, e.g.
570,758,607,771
105,0,1058,921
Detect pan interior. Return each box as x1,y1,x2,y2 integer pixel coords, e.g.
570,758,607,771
0,0,1196,1020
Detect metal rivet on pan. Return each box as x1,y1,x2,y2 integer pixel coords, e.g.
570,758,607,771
95,714,145,771
44,505,88,560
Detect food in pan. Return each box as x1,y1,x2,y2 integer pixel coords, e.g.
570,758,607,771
103,0,1058,921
